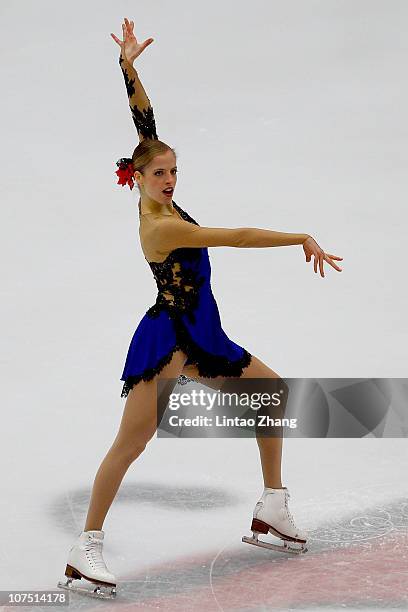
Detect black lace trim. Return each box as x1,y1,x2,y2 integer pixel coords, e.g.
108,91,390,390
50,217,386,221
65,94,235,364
119,55,158,140
121,344,183,398
130,105,158,141
172,201,199,226
119,55,136,98
171,315,252,379
146,249,205,324
120,316,252,398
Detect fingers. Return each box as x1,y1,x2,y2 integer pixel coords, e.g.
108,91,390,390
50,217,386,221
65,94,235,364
310,250,326,277
305,246,343,276
325,253,343,261
324,255,342,272
311,253,325,277
319,254,324,278
124,17,131,36
324,252,343,271
317,255,321,276
124,17,135,38
312,250,323,275
110,32,122,47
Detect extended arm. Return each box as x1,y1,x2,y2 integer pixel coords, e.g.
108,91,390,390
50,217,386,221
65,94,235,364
151,217,310,251
150,217,344,278
119,50,158,141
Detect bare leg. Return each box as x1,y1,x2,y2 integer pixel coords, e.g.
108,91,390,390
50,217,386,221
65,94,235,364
239,356,284,489
181,355,284,489
255,436,283,489
84,350,187,532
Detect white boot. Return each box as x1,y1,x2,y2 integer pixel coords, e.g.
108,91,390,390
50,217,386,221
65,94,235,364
252,487,307,543
60,530,116,593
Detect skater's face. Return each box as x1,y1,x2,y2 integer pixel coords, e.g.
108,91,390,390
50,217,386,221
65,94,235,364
134,150,178,204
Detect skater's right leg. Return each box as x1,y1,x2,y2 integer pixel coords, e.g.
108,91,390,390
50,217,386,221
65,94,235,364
83,349,188,532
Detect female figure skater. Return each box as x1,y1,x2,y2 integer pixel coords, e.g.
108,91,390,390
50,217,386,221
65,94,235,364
58,18,342,599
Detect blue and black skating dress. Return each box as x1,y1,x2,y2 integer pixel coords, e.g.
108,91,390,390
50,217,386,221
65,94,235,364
117,52,252,398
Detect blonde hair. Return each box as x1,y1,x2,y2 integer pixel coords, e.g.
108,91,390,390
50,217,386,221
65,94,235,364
132,139,177,214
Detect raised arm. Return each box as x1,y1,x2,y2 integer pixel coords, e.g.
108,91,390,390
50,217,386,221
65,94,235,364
111,18,158,142
119,51,158,142
150,216,310,251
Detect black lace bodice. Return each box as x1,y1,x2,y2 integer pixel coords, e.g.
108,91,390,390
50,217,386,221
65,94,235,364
145,203,206,324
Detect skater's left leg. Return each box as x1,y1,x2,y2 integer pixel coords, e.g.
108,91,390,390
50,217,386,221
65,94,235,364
181,355,285,489
181,361,306,549
237,358,307,549
239,355,285,489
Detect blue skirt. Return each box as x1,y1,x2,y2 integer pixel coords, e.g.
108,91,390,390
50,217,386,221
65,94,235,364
120,203,252,398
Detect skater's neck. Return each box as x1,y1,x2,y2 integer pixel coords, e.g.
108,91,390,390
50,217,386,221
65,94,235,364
140,197,174,216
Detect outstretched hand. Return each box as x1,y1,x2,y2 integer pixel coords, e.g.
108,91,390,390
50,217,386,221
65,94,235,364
302,236,343,278
110,17,154,64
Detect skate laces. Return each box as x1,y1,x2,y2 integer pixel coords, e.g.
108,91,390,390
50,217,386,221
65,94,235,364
84,536,108,571
283,490,296,528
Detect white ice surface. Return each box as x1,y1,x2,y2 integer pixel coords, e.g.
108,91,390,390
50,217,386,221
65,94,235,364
1,0,408,609
1,438,408,593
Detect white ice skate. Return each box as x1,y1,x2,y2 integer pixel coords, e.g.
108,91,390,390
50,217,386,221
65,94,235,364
242,487,308,554
57,530,117,599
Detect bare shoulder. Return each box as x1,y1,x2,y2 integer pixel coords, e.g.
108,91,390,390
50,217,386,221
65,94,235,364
141,213,180,234
144,213,188,234
139,214,182,262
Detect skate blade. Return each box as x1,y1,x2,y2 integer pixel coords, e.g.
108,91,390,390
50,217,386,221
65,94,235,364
242,534,308,555
57,579,116,600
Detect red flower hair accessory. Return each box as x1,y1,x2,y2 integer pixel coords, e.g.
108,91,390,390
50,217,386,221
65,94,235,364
115,157,134,190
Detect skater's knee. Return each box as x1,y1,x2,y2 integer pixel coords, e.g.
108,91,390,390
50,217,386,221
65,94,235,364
111,427,155,461
254,376,289,431
112,414,158,463
114,441,148,464
255,376,289,406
